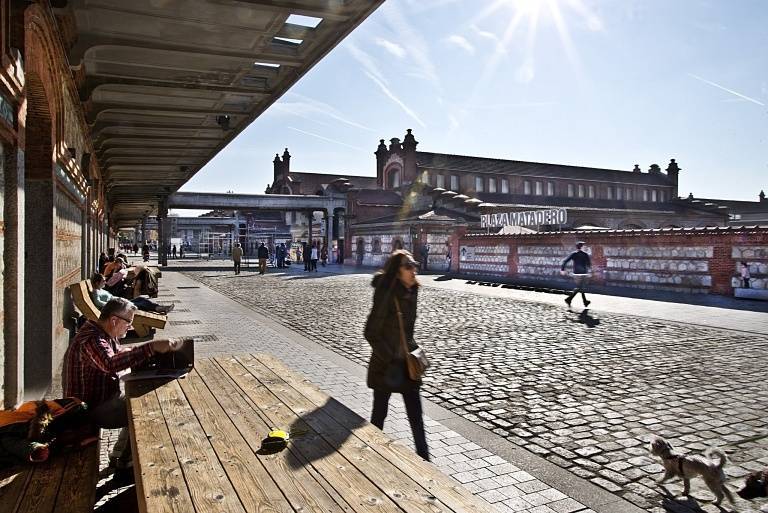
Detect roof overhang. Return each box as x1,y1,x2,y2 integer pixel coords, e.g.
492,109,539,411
58,0,384,225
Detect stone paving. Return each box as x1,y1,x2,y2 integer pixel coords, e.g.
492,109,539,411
171,267,768,513
96,269,610,513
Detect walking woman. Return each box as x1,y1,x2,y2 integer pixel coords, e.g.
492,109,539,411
364,250,429,460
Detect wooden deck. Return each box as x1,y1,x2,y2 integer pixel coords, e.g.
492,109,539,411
126,353,498,513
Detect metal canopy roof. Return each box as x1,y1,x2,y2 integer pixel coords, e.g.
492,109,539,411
60,0,384,225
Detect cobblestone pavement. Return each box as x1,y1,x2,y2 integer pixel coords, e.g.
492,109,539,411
182,269,768,513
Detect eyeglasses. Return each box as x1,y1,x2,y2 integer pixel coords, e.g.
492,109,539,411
113,314,134,326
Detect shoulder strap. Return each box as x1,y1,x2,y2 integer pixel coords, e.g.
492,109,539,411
393,297,409,357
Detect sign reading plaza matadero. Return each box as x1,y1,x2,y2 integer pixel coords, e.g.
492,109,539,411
481,208,568,228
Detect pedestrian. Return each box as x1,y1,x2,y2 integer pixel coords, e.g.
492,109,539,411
303,242,311,271
363,250,429,461
560,241,592,308
277,242,286,268
741,261,751,288
310,242,319,272
172,245,177,259
141,242,150,262
419,244,430,272
321,244,328,267
257,242,269,275
232,242,243,274
132,243,139,255
62,298,184,479
179,245,184,259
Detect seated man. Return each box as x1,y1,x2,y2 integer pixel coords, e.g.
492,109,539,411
63,298,183,477
91,273,173,314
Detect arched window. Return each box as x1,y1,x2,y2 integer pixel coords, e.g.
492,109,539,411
387,168,401,189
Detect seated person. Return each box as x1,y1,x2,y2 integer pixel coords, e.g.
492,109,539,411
62,298,183,476
103,253,128,280
91,273,173,314
131,265,159,299
104,258,130,297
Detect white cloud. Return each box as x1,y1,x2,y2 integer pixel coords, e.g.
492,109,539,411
363,71,427,128
375,37,407,58
347,42,389,86
380,2,441,87
469,24,507,55
448,114,460,131
689,73,765,106
287,127,368,152
275,93,375,132
444,35,475,55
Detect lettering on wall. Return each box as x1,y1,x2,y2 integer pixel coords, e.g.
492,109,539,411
481,208,568,228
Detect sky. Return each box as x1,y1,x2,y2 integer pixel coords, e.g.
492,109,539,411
176,0,767,214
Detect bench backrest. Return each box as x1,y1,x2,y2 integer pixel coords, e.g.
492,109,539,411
70,280,167,330
70,280,100,322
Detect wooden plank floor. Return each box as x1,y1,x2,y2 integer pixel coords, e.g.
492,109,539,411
127,354,498,513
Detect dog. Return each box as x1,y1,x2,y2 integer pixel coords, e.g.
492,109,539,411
648,435,735,505
737,469,768,500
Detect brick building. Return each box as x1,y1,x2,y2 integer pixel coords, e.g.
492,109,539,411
373,129,726,230
681,191,768,227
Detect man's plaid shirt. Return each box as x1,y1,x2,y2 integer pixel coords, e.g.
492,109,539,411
63,320,153,407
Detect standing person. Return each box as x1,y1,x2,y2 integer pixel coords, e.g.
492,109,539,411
257,242,269,275
303,242,311,271
141,242,150,262
363,250,429,461
321,244,328,267
741,261,751,288
310,242,319,272
172,245,177,259
132,243,139,255
560,241,592,308
62,298,183,477
179,245,184,259
278,243,287,268
232,242,243,275
419,244,430,273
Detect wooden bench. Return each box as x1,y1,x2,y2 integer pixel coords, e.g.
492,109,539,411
0,441,99,513
126,353,498,512
70,280,167,338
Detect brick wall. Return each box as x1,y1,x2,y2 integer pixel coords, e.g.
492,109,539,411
458,227,768,296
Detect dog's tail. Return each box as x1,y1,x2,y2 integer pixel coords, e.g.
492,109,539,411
707,449,728,470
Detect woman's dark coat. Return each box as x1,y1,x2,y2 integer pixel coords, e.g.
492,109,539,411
364,273,420,392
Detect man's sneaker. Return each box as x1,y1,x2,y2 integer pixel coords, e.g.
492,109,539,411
164,303,175,313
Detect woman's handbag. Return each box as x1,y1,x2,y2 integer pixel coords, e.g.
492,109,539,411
394,297,430,380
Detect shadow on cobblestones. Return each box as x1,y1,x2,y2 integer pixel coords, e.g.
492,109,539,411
184,270,768,513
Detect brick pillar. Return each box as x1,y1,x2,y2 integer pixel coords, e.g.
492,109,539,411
3,146,25,407
591,243,607,286
710,243,733,295
450,227,467,273
507,242,517,279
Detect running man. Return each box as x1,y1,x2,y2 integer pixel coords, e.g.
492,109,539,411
560,241,591,308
